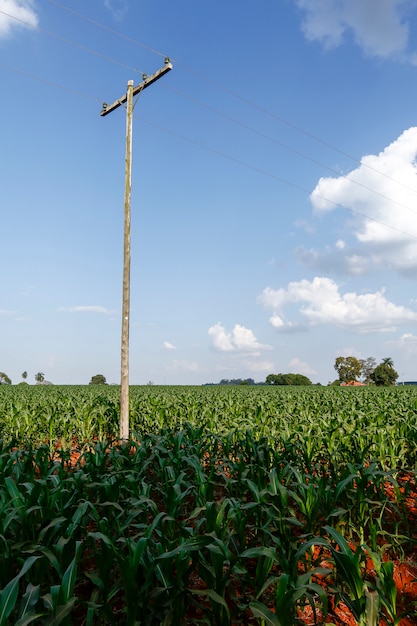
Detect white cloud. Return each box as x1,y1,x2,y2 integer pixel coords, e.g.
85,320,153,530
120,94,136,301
0,0,38,38
238,359,275,373
297,245,371,276
307,128,417,276
258,276,417,333
392,332,417,352
0,309,15,316
295,0,414,60
58,305,113,315
163,341,176,350
170,359,199,372
208,322,271,353
335,346,362,359
269,314,305,333
287,357,317,377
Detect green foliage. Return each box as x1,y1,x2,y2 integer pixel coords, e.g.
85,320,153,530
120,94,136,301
266,373,312,385
218,378,256,385
371,363,399,386
359,357,377,384
0,372,12,385
0,385,415,622
334,356,362,382
89,374,107,385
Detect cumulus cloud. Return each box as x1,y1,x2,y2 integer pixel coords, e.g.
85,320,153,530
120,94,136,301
237,358,275,373
170,359,199,372
58,305,113,315
391,332,417,352
295,0,414,60
0,0,38,37
208,322,271,354
306,128,417,276
163,341,176,350
296,245,371,276
258,276,417,333
287,357,317,377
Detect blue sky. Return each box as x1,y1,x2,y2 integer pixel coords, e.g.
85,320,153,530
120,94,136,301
2,0,417,385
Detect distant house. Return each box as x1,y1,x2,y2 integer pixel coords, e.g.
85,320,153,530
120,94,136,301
340,380,366,386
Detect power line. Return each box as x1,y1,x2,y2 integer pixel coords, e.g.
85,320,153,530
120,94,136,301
6,0,417,216
0,62,103,101
2,7,417,243
167,85,417,218
1,57,416,243
44,0,417,197
0,8,145,76
140,116,417,242
4,1,417,210
47,0,172,61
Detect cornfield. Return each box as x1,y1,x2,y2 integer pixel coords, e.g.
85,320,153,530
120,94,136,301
0,385,415,624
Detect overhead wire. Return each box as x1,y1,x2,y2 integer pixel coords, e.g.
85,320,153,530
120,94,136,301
46,0,417,197
2,4,417,241
2,57,416,242
3,3,417,221
168,84,417,219
46,0,172,62
140,115,417,242
0,62,103,102
0,8,145,76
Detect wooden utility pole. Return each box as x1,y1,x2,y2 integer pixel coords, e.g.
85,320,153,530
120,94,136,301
100,60,172,441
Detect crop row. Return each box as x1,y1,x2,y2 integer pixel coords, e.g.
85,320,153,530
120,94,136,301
0,385,417,470
0,422,416,624
0,386,416,623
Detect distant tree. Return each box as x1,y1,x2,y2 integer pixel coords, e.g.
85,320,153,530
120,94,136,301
288,373,312,386
218,378,255,385
266,374,281,385
359,357,377,384
266,373,312,386
334,357,362,383
35,372,45,384
0,372,12,385
89,374,107,385
21,371,28,381
381,357,394,368
371,361,398,386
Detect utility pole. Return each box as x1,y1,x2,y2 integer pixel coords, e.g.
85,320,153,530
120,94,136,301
100,59,172,441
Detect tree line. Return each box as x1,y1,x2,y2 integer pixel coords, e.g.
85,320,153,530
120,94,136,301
0,371,47,385
0,359,400,387
333,356,398,386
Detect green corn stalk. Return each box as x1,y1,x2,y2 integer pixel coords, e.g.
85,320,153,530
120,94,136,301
0,556,41,624
15,582,44,626
324,525,379,625
366,548,413,625
41,540,82,625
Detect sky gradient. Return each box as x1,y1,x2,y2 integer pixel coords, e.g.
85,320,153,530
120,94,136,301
2,0,417,385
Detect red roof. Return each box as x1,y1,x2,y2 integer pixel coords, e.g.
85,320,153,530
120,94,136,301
340,380,366,386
